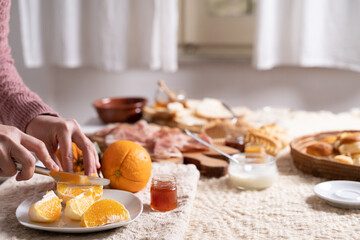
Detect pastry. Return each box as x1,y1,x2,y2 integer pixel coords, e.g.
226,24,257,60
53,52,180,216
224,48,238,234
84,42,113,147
333,155,354,165
351,153,360,165
306,142,333,157
259,123,289,148
338,142,360,155
245,128,282,156
320,135,337,144
338,132,360,145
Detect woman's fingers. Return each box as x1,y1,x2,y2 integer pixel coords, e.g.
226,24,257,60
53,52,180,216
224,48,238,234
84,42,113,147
9,143,37,181
0,125,56,180
44,140,63,171
20,133,59,172
57,131,74,173
25,116,101,176
72,131,98,175
0,150,17,177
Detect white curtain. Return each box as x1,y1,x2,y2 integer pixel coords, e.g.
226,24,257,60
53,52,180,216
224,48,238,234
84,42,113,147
18,0,178,72
254,0,360,72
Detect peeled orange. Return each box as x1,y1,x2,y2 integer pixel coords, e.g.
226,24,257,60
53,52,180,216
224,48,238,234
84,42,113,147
56,183,103,203
65,191,95,221
101,140,152,192
81,199,130,227
28,191,62,223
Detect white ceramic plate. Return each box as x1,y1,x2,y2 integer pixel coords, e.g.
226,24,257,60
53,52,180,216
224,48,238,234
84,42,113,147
16,189,143,233
314,180,360,209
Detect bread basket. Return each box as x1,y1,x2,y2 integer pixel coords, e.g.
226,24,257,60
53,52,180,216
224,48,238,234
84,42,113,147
290,130,360,181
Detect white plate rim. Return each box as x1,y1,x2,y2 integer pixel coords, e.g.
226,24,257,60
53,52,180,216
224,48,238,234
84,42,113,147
314,180,360,207
16,189,143,233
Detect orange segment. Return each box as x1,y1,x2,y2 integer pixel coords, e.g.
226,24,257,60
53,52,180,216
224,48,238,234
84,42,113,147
28,191,62,223
56,183,103,203
101,140,152,192
65,191,95,221
81,199,130,227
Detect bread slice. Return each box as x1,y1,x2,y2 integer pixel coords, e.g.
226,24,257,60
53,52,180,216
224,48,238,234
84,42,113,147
174,110,207,132
195,98,232,119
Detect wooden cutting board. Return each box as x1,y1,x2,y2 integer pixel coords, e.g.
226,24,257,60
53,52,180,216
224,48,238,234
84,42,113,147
87,134,239,178
148,144,239,177
183,144,239,178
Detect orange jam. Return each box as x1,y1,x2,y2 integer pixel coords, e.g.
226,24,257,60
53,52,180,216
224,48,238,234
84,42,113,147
150,175,177,212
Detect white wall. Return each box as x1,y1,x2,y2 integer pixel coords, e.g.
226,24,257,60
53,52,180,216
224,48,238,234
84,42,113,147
8,1,360,125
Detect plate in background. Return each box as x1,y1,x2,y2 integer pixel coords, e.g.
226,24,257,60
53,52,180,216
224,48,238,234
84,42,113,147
314,180,360,209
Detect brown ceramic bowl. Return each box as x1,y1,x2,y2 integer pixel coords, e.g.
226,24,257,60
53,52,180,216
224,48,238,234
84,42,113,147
93,97,148,123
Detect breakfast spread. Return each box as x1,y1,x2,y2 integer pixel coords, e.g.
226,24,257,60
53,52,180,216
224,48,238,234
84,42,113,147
305,131,360,165
87,80,291,179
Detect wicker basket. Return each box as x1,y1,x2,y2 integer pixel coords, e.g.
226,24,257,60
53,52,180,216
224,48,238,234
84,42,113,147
290,130,360,181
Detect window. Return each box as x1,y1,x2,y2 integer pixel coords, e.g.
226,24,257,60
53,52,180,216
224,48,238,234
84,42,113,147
178,0,256,58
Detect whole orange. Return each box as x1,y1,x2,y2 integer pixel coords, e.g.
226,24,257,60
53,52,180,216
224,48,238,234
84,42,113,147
101,140,152,192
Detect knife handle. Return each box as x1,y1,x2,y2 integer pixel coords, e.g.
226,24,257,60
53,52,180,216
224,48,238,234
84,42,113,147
14,161,50,176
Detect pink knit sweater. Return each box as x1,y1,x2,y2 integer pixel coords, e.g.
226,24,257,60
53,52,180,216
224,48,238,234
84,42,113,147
0,0,57,132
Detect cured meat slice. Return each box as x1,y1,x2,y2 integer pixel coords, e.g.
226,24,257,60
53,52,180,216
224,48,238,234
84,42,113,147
95,120,211,159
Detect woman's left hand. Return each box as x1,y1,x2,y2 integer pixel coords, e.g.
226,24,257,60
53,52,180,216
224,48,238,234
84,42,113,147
25,115,100,175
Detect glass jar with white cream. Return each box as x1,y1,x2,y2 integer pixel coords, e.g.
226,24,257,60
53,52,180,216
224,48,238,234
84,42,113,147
228,153,278,190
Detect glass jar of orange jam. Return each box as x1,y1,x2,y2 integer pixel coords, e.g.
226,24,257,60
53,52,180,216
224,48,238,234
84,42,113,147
150,175,177,212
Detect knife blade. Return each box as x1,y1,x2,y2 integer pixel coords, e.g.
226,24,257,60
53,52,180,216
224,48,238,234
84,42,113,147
15,162,110,186
184,129,240,164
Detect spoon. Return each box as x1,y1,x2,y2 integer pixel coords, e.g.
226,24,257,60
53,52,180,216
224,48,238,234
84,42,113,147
221,101,238,124
184,129,240,164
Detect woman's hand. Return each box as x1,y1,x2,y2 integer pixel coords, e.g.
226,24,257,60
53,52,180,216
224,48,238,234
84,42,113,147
0,124,59,181
26,115,100,175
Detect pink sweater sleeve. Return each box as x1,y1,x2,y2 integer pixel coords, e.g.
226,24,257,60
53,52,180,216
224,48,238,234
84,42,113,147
0,0,58,132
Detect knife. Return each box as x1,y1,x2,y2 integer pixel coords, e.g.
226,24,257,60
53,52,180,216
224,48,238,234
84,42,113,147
184,129,240,164
15,162,110,186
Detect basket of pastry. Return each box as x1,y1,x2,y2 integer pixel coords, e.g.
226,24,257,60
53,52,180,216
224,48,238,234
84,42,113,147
290,130,360,181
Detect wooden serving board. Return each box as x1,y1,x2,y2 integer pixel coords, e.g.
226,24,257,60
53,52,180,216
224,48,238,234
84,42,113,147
87,134,239,178
183,144,239,178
